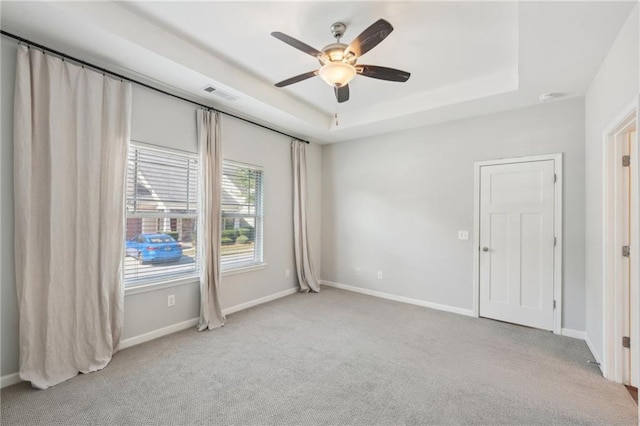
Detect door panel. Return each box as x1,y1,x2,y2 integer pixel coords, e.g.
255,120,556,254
521,213,543,309
489,213,510,304
490,171,543,205
479,160,555,331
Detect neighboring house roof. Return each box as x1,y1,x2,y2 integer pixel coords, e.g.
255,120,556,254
127,149,197,213
221,173,251,214
128,150,250,214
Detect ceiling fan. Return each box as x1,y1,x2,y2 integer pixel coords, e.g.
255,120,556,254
271,19,411,103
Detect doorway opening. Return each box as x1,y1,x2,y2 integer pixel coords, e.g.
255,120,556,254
603,102,638,387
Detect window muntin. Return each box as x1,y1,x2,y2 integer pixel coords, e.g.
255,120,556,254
124,144,199,286
221,160,263,270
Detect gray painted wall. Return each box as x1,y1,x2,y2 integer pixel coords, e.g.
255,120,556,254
321,98,586,331
584,5,639,361
221,116,322,308
1,37,19,378
0,37,322,376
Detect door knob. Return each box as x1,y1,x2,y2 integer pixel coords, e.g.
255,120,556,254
482,247,489,252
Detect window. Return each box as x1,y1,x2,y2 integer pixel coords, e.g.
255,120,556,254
124,143,199,286
221,160,264,270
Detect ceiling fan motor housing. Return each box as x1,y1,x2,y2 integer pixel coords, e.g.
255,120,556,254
320,43,356,65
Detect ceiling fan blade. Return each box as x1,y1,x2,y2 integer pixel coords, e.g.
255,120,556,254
334,85,350,103
345,19,394,58
356,65,411,82
275,70,319,87
271,32,326,60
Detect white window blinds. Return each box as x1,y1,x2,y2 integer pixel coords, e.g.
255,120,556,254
221,160,264,269
124,144,199,286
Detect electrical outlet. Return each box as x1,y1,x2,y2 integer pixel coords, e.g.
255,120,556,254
458,230,469,240
285,269,290,278
355,268,361,276
377,271,383,279
167,294,175,307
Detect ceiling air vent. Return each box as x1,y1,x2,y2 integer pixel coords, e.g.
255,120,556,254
202,85,239,101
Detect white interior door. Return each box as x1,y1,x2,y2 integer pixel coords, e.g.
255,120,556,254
622,128,638,387
632,129,639,388
479,160,556,331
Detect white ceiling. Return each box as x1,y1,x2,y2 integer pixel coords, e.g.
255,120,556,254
1,1,636,144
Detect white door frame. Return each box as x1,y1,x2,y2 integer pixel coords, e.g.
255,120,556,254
602,98,639,383
472,153,563,334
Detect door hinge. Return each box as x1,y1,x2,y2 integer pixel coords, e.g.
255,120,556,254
622,245,630,257
554,237,557,247
622,155,630,167
554,174,557,183
553,300,557,309
623,336,631,348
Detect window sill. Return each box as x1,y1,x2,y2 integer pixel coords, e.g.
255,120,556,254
222,263,268,277
124,275,199,296
123,263,268,295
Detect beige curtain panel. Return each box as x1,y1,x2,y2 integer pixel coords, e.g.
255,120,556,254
292,140,320,293
197,110,226,330
13,45,131,389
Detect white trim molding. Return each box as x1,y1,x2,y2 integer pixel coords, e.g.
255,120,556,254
601,98,638,383
221,287,298,316
585,333,604,374
125,277,199,296
222,262,268,277
3,286,300,389
119,318,199,350
472,153,563,335
120,286,299,350
561,328,587,340
320,280,474,317
1,372,22,389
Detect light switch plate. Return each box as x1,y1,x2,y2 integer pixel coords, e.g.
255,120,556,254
458,230,469,240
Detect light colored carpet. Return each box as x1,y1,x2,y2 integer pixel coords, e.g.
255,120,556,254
1,286,637,425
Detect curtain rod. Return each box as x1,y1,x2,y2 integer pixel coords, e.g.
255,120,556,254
1,30,310,144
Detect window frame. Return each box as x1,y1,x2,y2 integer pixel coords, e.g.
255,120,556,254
220,159,264,271
124,141,200,288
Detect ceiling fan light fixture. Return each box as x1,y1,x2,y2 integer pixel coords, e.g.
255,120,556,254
272,19,409,102
319,62,356,88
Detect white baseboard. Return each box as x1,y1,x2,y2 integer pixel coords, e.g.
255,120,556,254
1,372,22,389
584,333,604,373
3,286,300,388
119,286,299,350
222,286,298,316
1,319,204,388
561,328,587,340
119,317,200,350
320,280,474,317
